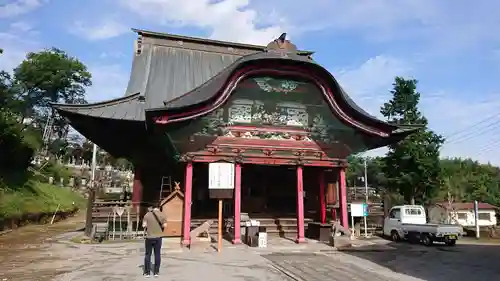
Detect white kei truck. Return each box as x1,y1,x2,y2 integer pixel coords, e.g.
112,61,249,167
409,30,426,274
383,205,464,246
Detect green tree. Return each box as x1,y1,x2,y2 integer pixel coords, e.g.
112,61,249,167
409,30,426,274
346,155,387,190
381,77,444,204
439,158,500,206
0,50,41,189
0,106,41,190
0,71,13,108
13,48,92,138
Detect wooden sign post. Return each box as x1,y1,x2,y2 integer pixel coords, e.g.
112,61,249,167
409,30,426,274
218,199,223,252
208,162,235,253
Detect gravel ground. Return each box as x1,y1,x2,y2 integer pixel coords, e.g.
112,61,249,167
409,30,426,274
1,218,499,281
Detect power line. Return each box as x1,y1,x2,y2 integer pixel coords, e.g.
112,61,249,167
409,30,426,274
440,116,500,163
475,137,500,157
443,130,500,160
444,112,500,140
445,121,500,145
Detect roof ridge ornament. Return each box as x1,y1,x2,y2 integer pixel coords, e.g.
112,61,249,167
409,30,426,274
134,34,144,56
266,33,298,54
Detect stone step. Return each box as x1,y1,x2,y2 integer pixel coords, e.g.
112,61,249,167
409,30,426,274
190,217,312,237
191,218,312,228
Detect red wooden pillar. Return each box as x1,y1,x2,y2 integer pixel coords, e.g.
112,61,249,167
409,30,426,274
132,168,142,208
318,169,326,224
296,166,306,243
339,167,348,228
181,162,193,247
232,163,242,244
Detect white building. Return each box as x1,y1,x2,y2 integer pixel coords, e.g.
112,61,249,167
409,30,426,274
428,202,497,227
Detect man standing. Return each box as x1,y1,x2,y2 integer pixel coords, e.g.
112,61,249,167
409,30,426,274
142,206,167,277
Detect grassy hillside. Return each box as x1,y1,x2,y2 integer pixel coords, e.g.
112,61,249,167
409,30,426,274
0,181,85,219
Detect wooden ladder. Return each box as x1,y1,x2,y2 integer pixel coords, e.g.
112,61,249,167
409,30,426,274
159,176,172,202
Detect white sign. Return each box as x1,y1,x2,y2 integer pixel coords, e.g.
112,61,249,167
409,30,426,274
105,187,122,193
258,232,268,248
208,162,235,190
351,203,368,217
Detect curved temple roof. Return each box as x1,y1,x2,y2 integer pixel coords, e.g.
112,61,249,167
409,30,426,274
52,29,419,138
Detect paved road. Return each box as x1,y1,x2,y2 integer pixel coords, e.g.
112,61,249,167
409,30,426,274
2,229,500,281
0,235,408,281
264,241,500,281
264,252,410,281
341,242,500,281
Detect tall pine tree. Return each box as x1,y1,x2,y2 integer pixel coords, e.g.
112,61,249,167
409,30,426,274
381,77,444,204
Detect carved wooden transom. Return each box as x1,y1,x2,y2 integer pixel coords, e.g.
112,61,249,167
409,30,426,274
166,75,370,157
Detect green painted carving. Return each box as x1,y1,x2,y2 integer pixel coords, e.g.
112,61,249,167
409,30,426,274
168,76,371,154
197,108,226,136
254,77,299,93
310,114,331,143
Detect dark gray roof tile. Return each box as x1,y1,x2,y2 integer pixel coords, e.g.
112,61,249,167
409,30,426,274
52,29,416,135
143,45,241,108
52,93,145,121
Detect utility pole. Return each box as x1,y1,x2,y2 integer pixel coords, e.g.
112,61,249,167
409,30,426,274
363,158,368,238
474,200,480,239
84,143,98,237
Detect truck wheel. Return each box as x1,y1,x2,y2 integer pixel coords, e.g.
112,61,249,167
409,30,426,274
390,230,401,242
445,239,456,246
407,233,418,244
421,234,433,246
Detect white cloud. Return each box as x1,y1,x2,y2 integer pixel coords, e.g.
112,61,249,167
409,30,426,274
70,0,500,54
119,0,287,45
0,0,43,18
335,55,412,117
4,0,498,164
0,23,128,103
0,28,40,72
422,93,500,133
9,21,34,32
236,0,500,53
422,92,500,165
251,0,438,32
99,52,125,59
0,6,42,71
332,55,500,165
332,55,411,159
85,64,128,102
70,19,128,41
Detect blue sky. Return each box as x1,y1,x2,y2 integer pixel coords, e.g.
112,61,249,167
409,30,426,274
1,0,500,164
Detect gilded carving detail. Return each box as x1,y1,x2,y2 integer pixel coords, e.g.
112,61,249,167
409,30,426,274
171,75,370,156
221,129,309,141
254,77,299,93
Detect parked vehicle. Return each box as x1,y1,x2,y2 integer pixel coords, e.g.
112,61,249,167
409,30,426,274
383,205,464,246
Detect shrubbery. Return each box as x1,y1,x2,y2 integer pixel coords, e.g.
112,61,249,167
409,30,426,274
0,110,39,189
39,160,73,184
0,48,90,221
0,181,85,219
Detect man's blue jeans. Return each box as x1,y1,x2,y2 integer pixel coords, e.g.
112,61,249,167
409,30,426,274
144,237,162,275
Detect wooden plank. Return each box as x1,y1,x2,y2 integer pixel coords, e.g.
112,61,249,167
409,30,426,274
218,200,223,253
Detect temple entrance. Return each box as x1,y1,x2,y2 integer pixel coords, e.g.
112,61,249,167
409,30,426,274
191,164,319,220
241,165,297,216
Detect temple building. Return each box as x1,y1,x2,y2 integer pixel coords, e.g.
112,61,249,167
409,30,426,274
52,29,416,245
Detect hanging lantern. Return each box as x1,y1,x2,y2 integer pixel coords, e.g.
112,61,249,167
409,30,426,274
326,183,337,205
